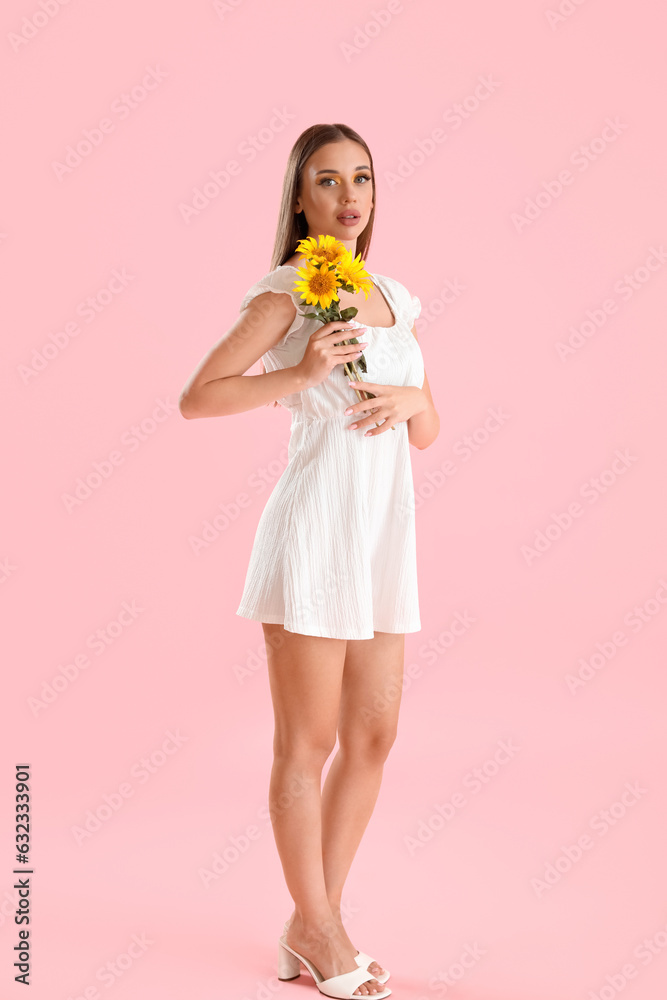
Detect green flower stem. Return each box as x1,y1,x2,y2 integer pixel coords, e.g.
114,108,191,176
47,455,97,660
341,351,382,429
340,344,395,432
303,306,395,430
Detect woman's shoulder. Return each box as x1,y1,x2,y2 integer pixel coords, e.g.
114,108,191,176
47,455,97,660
239,265,302,307
238,266,306,344
242,264,295,292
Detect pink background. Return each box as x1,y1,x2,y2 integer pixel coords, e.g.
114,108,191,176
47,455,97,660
3,1,667,997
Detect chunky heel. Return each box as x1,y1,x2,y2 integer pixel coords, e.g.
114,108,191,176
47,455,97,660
278,939,301,980
277,933,391,998
282,920,390,984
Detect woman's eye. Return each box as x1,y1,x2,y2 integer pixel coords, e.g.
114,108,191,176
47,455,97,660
319,175,371,186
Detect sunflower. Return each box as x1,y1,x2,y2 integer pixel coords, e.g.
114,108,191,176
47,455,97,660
336,249,374,299
295,234,347,267
293,259,341,310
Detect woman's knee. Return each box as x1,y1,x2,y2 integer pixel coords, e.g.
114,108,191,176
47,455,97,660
273,733,337,770
338,726,398,763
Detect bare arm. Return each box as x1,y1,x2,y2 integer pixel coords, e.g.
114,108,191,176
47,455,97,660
407,325,440,450
179,291,307,419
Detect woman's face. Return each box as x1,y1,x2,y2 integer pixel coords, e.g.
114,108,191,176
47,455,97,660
294,139,374,251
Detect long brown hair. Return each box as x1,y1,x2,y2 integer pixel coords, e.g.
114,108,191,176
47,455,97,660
259,123,377,391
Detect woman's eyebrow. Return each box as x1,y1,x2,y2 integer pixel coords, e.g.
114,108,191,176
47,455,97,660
315,165,371,175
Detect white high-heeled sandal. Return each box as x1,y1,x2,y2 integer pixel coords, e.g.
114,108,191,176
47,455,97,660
277,933,392,999
282,920,390,984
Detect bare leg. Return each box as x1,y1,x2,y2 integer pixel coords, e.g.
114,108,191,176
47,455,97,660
287,631,405,980
324,631,404,977
262,622,385,997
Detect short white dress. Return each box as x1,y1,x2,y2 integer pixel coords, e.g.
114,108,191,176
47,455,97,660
235,264,425,640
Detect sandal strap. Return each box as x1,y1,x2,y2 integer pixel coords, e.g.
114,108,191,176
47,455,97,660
355,950,375,968
319,963,384,998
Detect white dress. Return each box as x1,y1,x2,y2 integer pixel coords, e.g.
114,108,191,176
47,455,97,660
235,264,425,640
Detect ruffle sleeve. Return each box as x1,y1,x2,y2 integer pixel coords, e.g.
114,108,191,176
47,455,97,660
378,274,421,329
408,293,422,328
239,269,306,344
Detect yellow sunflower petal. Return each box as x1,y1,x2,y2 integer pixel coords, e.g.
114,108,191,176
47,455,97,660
295,234,348,268
293,259,340,309
335,249,373,298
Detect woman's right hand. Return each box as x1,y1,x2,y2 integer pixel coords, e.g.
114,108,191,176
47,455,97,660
295,320,368,389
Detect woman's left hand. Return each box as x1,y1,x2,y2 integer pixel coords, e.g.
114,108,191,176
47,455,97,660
343,381,427,435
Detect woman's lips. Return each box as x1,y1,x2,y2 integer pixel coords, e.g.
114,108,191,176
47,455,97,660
336,214,361,226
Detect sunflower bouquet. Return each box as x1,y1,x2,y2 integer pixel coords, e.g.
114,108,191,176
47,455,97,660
290,234,393,430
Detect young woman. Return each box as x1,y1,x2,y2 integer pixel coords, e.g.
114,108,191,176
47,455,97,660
179,123,439,999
